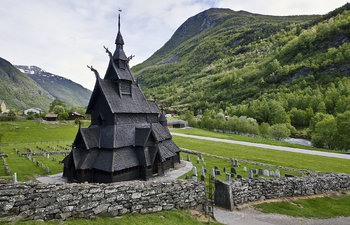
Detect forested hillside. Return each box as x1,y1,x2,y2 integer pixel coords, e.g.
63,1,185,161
0,57,54,110
132,4,350,149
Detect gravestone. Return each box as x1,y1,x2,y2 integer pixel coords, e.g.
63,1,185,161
263,169,269,176
231,167,236,174
226,173,230,181
214,166,219,170
231,173,235,178
231,158,234,168
47,154,50,159
196,157,200,164
253,169,257,175
249,170,253,179
200,167,205,181
13,172,17,183
36,161,39,167
234,160,239,167
204,168,207,173
203,162,206,166
192,176,197,181
215,170,221,175
192,166,197,176
237,175,242,179
275,169,280,178
46,167,50,173
211,168,215,179
185,175,190,180
269,170,275,177
187,154,190,161
223,167,226,172
258,169,263,175
243,167,247,172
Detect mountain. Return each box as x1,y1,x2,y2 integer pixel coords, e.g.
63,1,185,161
131,3,350,119
15,65,91,108
0,57,54,111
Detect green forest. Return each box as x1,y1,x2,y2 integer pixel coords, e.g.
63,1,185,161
132,4,350,150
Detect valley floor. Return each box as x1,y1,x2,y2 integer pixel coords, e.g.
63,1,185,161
171,133,350,160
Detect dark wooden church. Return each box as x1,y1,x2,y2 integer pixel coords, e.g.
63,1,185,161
62,14,181,183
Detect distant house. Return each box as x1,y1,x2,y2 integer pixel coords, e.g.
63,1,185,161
167,120,188,129
0,100,9,113
45,114,58,121
67,112,84,120
24,108,42,115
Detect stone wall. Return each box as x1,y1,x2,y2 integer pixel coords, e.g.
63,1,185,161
215,173,350,210
0,179,205,221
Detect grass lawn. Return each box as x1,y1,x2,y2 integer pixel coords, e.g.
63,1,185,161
0,120,89,143
171,128,344,154
173,136,350,174
10,210,220,225
254,192,350,218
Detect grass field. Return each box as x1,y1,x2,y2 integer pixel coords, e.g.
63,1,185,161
171,128,345,154
254,192,350,218
173,136,350,174
5,210,221,225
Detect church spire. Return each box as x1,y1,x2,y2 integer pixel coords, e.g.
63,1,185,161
115,10,124,47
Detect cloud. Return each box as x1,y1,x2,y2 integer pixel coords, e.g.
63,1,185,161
0,0,347,90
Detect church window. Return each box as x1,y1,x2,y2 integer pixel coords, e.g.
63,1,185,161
120,81,131,95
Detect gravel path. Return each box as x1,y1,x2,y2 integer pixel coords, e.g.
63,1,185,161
214,207,350,225
171,133,350,160
36,161,193,184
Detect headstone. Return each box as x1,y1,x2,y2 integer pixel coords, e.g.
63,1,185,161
185,175,190,180
187,154,190,161
263,169,269,176
204,168,207,173
201,174,205,182
275,169,280,178
231,173,235,178
253,169,257,175
201,156,204,163
223,167,226,172
226,173,230,181
203,162,206,166
231,158,234,168
47,154,50,159
211,168,215,179
36,161,39,166
249,170,253,179
237,175,242,179
214,166,219,170
46,167,50,173
243,167,247,172
258,169,263,175
234,160,239,167
231,167,236,174
196,157,200,164
269,170,275,177
215,170,221,175
192,176,197,181
201,167,205,177
13,172,17,183
192,166,197,176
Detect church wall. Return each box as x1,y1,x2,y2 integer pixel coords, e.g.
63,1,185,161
115,113,158,124
112,166,140,182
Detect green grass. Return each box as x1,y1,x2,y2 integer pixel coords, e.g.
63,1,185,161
171,128,344,154
254,193,350,218
0,120,89,144
0,142,70,181
9,210,220,225
173,136,350,174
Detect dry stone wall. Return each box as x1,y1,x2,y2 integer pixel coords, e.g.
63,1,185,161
0,179,205,221
215,173,350,210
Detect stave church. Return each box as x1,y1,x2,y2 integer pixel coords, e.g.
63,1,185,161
62,13,181,183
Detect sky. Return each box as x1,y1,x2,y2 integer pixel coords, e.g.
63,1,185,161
0,0,348,90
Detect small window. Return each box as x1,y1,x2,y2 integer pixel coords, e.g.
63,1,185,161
120,81,131,95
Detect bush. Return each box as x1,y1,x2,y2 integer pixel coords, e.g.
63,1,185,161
268,123,291,140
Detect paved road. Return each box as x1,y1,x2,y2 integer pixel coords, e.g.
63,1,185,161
214,207,350,225
171,133,350,160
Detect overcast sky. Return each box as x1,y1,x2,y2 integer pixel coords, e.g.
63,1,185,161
0,0,348,90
